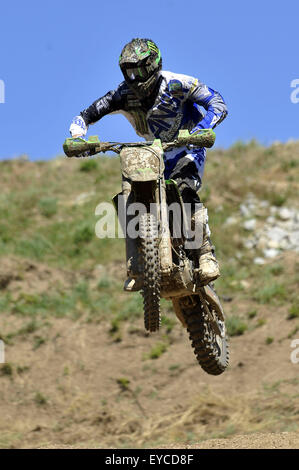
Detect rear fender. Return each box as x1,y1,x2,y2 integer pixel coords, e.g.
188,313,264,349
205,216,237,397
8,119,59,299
203,285,225,321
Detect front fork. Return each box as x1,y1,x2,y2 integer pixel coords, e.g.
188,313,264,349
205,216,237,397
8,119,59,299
156,176,172,275
112,178,139,277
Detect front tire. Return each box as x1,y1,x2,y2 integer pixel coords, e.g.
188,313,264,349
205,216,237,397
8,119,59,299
139,213,161,332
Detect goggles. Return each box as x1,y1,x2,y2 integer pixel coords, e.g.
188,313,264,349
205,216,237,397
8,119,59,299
121,61,155,84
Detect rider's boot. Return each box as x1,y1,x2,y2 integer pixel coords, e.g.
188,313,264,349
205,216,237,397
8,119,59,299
192,205,220,286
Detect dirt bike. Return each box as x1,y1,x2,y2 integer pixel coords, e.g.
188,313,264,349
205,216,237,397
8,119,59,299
63,130,229,376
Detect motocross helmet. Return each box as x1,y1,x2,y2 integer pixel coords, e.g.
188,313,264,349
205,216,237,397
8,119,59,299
119,38,162,99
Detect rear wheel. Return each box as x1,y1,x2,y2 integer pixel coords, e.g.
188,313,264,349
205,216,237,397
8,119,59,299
181,295,229,375
140,213,161,332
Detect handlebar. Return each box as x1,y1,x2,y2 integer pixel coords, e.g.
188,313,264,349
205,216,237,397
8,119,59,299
63,129,216,158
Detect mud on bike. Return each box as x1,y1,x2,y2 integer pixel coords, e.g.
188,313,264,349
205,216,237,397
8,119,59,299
63,130,229,375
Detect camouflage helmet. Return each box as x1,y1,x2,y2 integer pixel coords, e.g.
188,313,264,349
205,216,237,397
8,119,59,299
119,38,162,99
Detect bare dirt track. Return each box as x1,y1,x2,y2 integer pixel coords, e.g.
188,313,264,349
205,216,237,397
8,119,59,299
0,255,298,449
159,432,299,449
41,432,299,449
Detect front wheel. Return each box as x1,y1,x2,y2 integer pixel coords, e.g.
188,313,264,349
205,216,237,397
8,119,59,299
180,295,229,375
139,213,161,332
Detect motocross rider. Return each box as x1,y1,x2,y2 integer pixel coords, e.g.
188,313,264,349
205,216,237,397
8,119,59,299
69,38,228,291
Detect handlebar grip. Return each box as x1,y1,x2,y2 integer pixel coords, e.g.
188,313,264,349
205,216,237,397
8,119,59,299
177,129,216,148
63,136,101,158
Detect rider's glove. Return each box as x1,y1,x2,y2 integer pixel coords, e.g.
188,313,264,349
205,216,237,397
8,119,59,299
69,115,88,137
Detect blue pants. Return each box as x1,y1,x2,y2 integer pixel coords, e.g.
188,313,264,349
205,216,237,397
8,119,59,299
164,146,206,204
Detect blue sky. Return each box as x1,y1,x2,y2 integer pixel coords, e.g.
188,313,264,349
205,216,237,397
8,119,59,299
0,0,298,160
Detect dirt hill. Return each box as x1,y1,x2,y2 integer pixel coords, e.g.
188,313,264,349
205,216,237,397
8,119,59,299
0,140,298,449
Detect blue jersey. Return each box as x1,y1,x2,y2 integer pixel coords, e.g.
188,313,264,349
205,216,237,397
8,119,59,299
79,71,228,182
80,71,228,141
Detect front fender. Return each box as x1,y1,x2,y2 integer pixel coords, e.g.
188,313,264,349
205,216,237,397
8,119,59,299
120,141,164,181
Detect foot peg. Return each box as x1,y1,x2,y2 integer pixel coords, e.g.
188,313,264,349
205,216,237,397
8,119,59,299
123,277,143,292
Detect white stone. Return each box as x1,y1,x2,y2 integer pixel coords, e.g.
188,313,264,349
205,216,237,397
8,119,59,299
263,248,280,258
265,226,289,243
254,257,266,265
225,216,238,226
266,216,276,225
278,207,294,220
259,200,270,208
240,204,251,217
279,220,295,231
243,238,256,249
240,280,250,289
243,219,257,231
279,238,293,250
247,203,256,212
289,231,299,249
267,239,280,250
256,236,269,250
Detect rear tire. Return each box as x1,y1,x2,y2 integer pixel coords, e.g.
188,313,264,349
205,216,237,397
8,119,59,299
181,295,229,375
140,213,161,332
